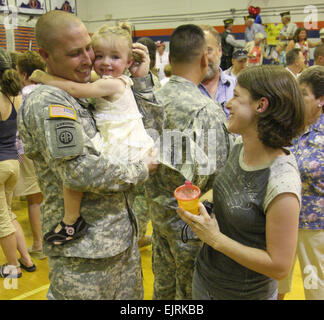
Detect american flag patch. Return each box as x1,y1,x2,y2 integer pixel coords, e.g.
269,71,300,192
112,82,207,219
49,105,76,120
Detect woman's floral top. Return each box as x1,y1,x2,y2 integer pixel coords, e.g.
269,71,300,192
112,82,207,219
290,113,324,230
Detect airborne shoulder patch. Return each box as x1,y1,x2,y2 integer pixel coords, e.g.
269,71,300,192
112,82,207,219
49,105,77,120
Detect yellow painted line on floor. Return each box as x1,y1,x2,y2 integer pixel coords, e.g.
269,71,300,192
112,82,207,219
10,284,49,300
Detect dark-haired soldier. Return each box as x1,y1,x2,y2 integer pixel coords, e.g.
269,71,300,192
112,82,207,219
148,24,233,300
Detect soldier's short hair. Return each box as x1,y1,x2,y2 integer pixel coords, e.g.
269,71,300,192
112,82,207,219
237,65,305,148
170,24,206,64
17,50,46,78
286,48,302,66
35,10,82,53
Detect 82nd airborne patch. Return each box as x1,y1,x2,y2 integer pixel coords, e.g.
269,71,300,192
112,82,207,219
55,121,77,148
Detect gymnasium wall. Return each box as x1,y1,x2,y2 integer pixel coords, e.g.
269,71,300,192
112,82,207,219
80,0,324,38
0,0,323,52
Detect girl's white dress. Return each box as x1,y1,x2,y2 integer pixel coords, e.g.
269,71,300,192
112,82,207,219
93,75,154,163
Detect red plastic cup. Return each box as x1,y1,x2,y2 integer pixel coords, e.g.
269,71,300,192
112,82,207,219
174,181,201,215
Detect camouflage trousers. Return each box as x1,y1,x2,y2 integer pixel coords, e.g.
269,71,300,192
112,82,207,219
152,230,202,300
47,241,144,300
133,185,150,239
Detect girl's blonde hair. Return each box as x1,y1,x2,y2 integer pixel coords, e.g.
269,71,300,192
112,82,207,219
92,22,133,59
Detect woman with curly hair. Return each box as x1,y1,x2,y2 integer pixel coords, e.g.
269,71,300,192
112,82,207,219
177,65,305,300
287,27,321,66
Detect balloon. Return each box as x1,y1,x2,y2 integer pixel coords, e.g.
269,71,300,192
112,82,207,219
248,6,261,18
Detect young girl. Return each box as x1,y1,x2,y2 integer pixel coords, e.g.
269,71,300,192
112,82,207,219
31,23,155,245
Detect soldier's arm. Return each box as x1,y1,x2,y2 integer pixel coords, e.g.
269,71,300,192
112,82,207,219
55,153,149,193
132,73,165,135
132,72,157,103
191,103,234,191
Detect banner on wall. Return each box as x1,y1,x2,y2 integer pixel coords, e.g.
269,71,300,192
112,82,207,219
16,0,46,15
0,0,8,11
50,0,76,14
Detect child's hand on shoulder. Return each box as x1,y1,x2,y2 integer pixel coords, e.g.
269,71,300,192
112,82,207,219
129,43,150,78
29,69,47,83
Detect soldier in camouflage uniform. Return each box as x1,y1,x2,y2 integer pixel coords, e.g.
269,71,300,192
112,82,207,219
146,24,234,300
134,37,162,248
17,10,160,300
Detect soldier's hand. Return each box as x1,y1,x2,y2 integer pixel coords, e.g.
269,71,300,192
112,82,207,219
129,43,150,78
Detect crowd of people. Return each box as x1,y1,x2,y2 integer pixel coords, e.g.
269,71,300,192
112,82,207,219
0,9,323,301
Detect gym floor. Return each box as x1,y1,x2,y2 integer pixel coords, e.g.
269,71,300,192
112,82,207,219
0,199,305,300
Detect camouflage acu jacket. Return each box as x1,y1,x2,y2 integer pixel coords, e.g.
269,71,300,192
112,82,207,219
17,75,160,259
146,75,234,238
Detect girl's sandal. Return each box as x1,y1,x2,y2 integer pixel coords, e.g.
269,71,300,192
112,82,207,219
44,216,89,245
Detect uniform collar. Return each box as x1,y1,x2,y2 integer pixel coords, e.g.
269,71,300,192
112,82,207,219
169,75,199,87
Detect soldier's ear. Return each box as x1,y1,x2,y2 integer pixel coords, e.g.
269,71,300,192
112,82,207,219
38,48,49,62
